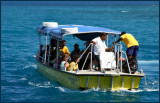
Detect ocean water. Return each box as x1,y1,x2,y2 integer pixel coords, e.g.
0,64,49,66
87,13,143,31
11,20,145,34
1,1,159,102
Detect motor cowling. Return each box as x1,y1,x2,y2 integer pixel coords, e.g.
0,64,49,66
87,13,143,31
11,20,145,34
122,58,138,74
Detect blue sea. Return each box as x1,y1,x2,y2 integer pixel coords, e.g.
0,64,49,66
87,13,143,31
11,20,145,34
1,1,159,102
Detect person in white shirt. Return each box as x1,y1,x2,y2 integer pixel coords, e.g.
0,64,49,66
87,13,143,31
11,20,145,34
91,32,114,70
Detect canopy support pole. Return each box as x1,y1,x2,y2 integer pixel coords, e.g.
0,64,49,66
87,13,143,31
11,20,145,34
107,34,108,47
48,36,51,65
90,44,93,71
120,43,122,72
114,35,116,60
38,34,41,56
44,34,48,64
56,39,59,65
117,45,119,69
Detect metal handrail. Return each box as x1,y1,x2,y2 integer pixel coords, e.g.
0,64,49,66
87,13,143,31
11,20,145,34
115,44,131,74
122,51,131,74
81,52,91,70
44,35,48,64
38,55,44,59
37,54,61,68
120,45,122,73
70,43,93,71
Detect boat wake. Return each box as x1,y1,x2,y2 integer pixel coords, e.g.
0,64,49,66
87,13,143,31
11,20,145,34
28,81,55,88
138,60,159,64
22,64,37,69
144,88,159,92
121,11,129,13
55,87,66,92
27,80,159,93
82,88,159,93
20,78,27,81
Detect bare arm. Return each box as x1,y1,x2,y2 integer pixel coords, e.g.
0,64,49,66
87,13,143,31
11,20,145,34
113,37,123,44
105,45,114,52
91,41,96,45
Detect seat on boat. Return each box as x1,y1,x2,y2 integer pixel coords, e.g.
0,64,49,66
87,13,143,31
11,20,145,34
99,52,116,70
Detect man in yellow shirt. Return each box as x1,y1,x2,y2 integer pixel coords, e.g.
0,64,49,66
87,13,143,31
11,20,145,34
113,31,139,59
59,40,70,55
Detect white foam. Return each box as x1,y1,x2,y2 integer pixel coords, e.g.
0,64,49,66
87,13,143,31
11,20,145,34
23,64,37,69
121,11,129,13
144,88,159,92
55,87,66,92
82,87,159,93
138,60,159,64
28,81,54,88
20,78,27,80
110,87,159,93
147,81,159,85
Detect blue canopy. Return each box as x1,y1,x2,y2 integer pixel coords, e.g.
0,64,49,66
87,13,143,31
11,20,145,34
37,25,121,41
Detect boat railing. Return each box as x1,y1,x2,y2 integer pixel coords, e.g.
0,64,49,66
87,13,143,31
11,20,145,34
81,52,91,70
37,43,93,71
70,43,93,71
37,43,131,74
115,44,131,74
37,55,45,61
37,53,61,68
122,51,131,74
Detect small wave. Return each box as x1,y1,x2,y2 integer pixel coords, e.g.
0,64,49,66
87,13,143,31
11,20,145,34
81,87,100,93
55,87,66,92
147,80,159,86
111,88,159,93
92,87,100,91
111,88,143,93
80,87,159,93
23,64,37,69
138,60,159,64
121,11,129,13
28,81,54,88
53,86,159,93
53,87,100,93
20,78,27,81
144,88,159,92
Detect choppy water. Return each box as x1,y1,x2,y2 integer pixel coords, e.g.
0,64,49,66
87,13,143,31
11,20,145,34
1,1,159,102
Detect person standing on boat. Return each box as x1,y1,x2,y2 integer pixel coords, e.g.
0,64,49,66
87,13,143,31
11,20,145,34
91,32,114,70
112,31,139,60
59,40,70,57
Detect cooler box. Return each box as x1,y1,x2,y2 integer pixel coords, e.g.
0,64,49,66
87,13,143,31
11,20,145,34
99,52,116,69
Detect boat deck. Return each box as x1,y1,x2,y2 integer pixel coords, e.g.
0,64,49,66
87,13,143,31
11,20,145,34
35,58,145,77
67,69,145,77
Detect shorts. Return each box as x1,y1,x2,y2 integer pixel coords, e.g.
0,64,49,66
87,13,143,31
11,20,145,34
126,46,139,57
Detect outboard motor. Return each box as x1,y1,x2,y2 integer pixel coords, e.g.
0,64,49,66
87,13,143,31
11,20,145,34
122,58,138,74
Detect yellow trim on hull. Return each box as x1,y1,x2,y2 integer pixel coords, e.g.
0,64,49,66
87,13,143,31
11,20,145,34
112,76,123,91
36,60,142,91
133,77,141,88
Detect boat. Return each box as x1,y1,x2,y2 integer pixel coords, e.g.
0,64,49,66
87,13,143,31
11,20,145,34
35,22,145,91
